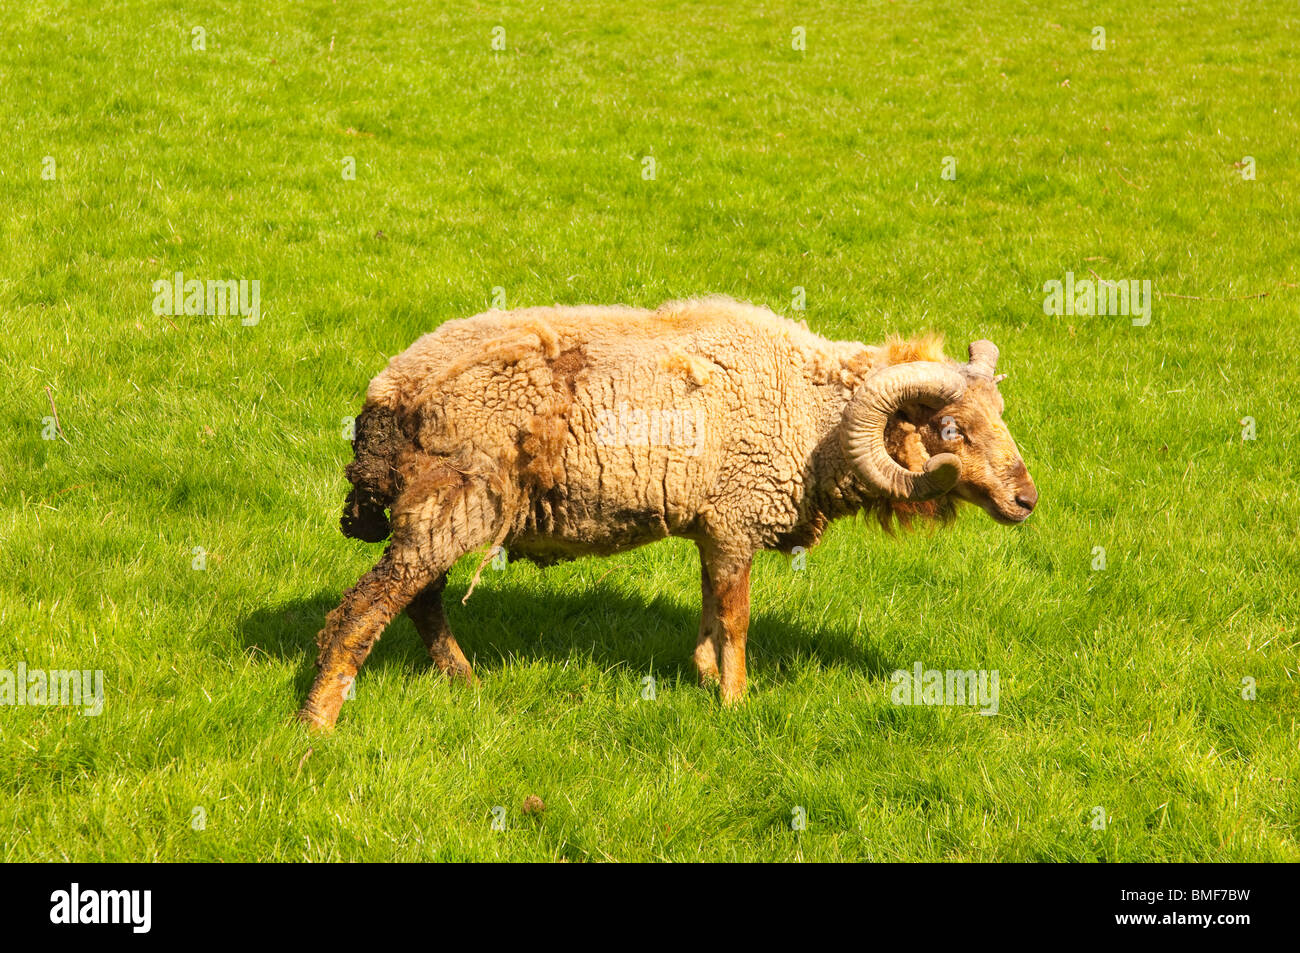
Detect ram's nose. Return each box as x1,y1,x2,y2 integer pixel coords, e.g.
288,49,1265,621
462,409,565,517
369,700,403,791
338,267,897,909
1015,485,1038,513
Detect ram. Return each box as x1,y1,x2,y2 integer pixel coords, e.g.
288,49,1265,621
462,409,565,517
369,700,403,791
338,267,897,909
299,297,1037,729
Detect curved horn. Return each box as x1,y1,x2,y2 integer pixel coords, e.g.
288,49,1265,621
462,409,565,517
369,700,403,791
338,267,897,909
841,362,966,501
967,340,999,378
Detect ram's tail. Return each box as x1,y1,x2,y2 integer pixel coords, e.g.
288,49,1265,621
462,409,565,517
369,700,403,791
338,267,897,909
340,404,405,542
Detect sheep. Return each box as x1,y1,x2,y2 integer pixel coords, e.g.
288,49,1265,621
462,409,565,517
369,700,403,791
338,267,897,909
298,297,1037,730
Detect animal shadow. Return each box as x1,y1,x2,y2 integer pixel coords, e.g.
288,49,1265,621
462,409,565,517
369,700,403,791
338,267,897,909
237,577,897,697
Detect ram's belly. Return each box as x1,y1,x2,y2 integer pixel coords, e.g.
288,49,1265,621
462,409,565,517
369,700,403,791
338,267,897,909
507,513,671,566
509,442,699,563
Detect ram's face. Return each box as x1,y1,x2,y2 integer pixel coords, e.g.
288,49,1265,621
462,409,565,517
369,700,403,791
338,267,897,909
844,338,1036,520
917,376,1037,524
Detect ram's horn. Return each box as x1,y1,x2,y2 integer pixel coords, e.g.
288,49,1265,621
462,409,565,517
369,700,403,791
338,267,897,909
841,362,966,501
967,340,999,378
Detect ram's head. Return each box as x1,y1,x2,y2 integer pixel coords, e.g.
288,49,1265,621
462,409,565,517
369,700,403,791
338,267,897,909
841,340,1038,524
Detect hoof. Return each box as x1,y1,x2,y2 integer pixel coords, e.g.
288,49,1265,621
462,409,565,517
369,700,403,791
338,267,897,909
297,682,345,732
719,684,746,707
436,663,477,685
297,706,336,733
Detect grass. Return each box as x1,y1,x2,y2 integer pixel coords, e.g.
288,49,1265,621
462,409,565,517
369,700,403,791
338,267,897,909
1,0,1298,861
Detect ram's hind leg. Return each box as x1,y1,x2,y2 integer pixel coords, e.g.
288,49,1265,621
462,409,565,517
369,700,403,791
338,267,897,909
407,574,475,682
297,547,433,731
299,460,502,730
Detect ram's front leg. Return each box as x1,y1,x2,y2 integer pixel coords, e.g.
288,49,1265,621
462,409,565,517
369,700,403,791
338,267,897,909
700,546,753,705
695,555,721,685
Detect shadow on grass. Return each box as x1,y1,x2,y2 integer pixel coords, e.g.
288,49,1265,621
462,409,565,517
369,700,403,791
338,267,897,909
237,577,897,698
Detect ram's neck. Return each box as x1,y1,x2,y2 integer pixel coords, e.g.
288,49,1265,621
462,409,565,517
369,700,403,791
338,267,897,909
775,349,938,547
818,457,881,523
801,410,933,531
789,419,872,531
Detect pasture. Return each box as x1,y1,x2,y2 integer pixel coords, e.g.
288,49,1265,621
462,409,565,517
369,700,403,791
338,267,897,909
2,0,1297,860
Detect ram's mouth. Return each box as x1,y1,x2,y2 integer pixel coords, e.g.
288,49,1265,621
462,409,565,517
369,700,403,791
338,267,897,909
956,486,1033,524
990,504,1031,525
989,493,1036,524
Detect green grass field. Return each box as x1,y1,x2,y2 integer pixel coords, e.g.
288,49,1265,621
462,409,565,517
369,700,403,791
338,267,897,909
2,0,1298,861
